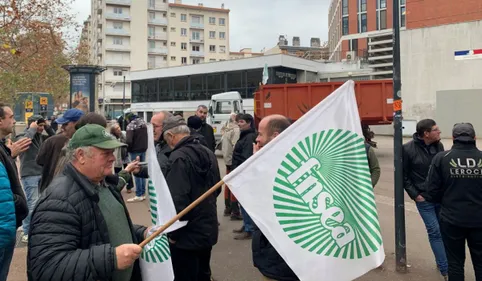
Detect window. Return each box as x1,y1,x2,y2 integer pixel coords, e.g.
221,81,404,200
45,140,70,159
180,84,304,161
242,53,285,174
400,0,406,28
342,0,348,15
219,18,225,25
163,42,167,46
148,0,155,8
170,42,176,47
113,69,123,76
342,17,349,35
149,40,155,49
171,56,176,61
219,32,225,39
192,16,201,24
358,0,367,12
113,22,123,29
209,45,215,52
149,12,155,20
209,17,215,24
114,7,123,14
192,45,200,51
219,45,226,53
192,58,200,64
148,26,155,36
170,13,176,17
181,28,187,36
349,39,358,52
181,14,187,22
163,13,167,17
192,31,200,40
170,27,176,32
209,31,215,39
163,27,167,32
113,37,123,45
181,57,187,64
181,42,187,50
376,0,387,30
358,13,367,33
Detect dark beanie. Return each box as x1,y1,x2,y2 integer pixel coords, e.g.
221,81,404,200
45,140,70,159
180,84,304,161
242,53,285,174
187,115,203,130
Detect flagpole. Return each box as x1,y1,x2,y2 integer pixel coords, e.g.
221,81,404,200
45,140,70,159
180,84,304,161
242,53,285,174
393,0,407,273
139,180,225,248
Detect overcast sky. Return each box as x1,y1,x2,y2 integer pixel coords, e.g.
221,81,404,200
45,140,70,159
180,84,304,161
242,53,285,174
71,0,330,52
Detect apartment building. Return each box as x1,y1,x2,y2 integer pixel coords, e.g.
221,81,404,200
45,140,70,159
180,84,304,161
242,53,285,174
167,1,230,66
88,0,230,118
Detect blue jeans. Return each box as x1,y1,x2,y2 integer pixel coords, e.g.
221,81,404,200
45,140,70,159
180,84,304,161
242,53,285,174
0,243,14,281
21,175,40,236
416,200,448,275
240,205,254,233
130,152,146,197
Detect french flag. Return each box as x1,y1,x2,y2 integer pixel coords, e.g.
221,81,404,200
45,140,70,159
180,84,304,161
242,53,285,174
454,49,482,60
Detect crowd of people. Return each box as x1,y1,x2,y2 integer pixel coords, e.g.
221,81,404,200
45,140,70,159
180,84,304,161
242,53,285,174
1,100,479,281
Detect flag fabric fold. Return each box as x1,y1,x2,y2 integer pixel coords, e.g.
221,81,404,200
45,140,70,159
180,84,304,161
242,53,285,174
140,124,187,281
223,80,385,281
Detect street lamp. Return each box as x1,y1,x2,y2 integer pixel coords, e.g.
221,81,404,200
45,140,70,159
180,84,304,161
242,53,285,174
122,69,128,130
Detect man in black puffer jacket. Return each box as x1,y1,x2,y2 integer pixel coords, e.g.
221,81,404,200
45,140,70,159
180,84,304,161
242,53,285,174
162,116,221,281
232,113,257,240
402,119,448,279
252,114,298,281
27,124,148,281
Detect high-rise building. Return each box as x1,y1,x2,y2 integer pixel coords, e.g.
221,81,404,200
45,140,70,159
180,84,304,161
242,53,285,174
88,0,230,118
328,0,406,79
329,0,482,134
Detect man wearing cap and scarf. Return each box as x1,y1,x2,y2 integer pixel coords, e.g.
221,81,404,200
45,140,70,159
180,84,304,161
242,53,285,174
27,124,148,281
425,123,482,281
162,115,220,281
36,108,84,192
15,115,55,243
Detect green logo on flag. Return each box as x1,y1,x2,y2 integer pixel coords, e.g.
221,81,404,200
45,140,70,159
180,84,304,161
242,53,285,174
273,129,382,259
141,180,171,263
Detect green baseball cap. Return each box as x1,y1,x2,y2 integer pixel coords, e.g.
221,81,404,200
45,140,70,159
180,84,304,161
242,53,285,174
68,124,126,150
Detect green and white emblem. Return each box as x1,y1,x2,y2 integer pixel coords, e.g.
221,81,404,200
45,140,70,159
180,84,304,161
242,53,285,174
141,180,171,263
273,129,382,259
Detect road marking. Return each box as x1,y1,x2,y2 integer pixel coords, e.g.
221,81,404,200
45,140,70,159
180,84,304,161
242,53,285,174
374,194,417,213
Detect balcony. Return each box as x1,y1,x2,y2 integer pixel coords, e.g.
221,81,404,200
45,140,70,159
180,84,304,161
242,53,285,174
105,45,131,52
105,28,130,36
105,13,131,21
190,22,204,29
105,60,131,67
190,37,203,43
190,51,204,57
106,0,131,5
147,3,168,11
147,33,167,41
148,47,168,55
148,62,168,69
148,17,168,26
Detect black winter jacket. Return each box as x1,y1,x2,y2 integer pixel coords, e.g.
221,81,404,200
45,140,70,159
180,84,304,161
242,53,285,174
424,141,482,228
198,122,216,152
402,133,444,200
165,136,221,250
0,140,27,227
27,164,147,281
232,127,257,170
252,228,299,281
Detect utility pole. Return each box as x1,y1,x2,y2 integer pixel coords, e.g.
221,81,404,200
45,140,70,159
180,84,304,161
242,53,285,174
393,0,407,273
122,74,126,131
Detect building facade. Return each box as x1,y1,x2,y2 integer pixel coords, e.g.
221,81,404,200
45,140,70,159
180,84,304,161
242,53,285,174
328,0,405,79
87,0,230,119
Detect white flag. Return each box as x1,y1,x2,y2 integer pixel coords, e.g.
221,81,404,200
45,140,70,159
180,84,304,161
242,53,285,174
140,124,187,281
223,80,385,281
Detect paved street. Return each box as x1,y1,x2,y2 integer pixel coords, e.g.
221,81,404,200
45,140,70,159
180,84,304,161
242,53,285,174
7,136,476,281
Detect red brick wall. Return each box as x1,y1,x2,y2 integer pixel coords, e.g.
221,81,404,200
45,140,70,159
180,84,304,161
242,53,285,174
407,0,482,29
